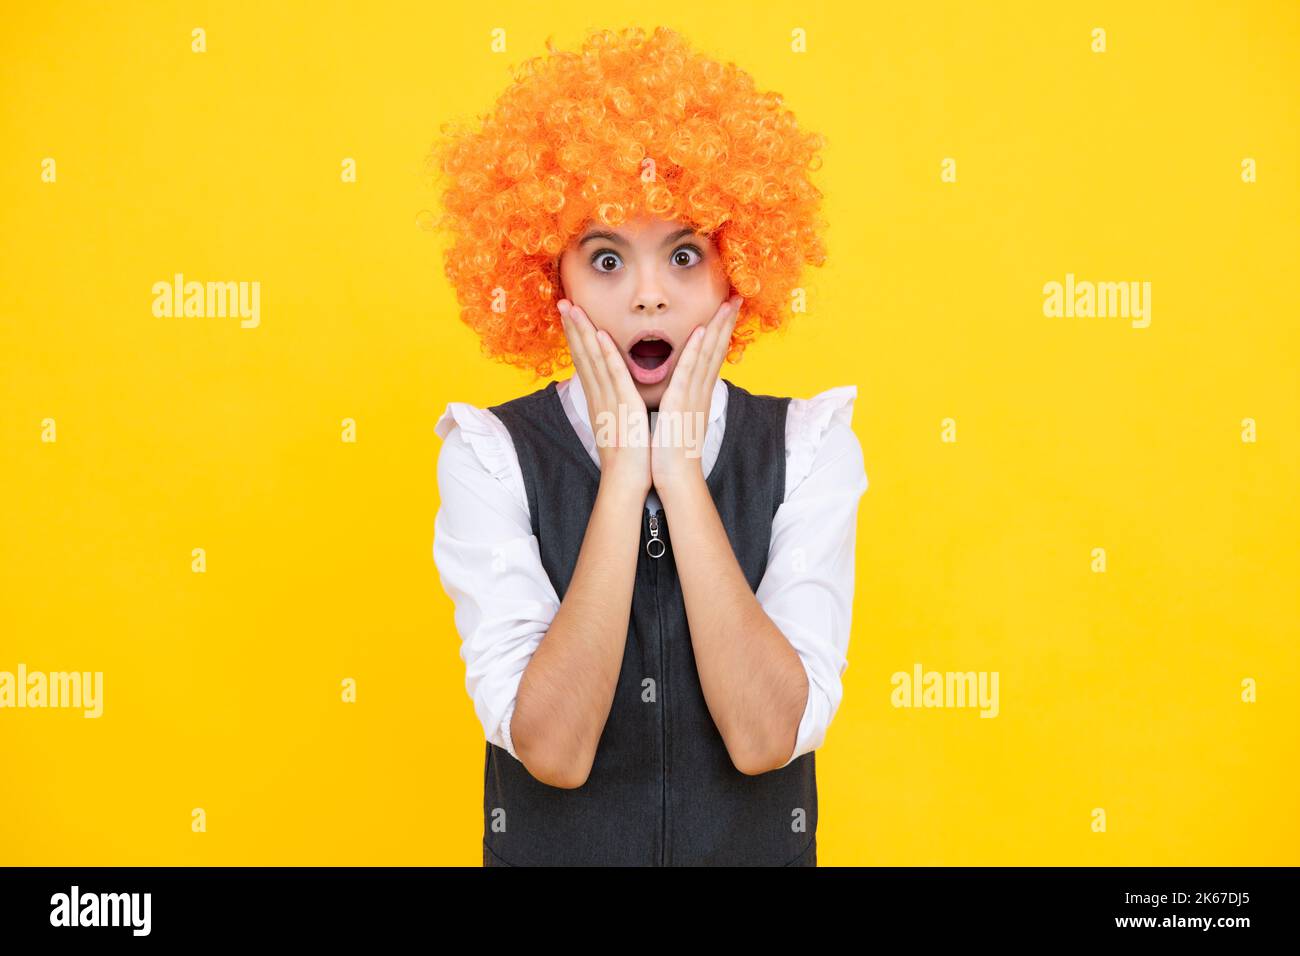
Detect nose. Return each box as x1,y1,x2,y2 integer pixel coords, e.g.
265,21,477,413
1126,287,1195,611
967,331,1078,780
630,253,669,314
632,284,668,314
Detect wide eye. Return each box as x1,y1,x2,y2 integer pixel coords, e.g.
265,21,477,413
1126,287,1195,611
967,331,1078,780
672,245,703,267
590,250,624,273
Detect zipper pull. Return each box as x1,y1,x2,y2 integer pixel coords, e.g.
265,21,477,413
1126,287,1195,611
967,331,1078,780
646,509,666,559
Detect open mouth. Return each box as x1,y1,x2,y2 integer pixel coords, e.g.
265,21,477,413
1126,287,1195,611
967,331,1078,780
629,337,674,370
625,330,678,385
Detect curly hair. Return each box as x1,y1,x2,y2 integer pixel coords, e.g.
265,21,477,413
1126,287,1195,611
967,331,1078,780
425,24,829,380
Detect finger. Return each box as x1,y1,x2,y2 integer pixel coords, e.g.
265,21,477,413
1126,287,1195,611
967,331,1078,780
566,303,616,447
595,327,639,407
568,303,617,435
560,306,601,405
673,324,707,397
704,294,740,356
562,307,616,448
689,297,734,396
704,297,741,384
559,302,584,367
595,328,646,444
562,302,602,391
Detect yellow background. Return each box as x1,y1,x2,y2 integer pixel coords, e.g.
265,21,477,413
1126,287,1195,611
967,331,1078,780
2,0,1296,865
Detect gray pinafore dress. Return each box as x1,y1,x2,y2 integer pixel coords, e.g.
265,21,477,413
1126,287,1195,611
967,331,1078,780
482,377,816,866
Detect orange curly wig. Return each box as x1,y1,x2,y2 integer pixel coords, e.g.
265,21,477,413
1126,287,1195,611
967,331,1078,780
426,24,829,380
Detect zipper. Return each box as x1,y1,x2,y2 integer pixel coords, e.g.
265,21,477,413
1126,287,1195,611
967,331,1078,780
645,505,668,865
646,508,666,558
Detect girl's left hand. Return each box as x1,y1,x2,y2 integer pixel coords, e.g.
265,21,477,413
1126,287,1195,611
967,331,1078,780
651,294,742,493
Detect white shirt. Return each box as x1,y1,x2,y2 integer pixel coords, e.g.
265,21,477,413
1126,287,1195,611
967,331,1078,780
433,374,868,771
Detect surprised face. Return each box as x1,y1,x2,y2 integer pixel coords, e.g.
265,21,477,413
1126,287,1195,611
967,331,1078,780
557,215,733,410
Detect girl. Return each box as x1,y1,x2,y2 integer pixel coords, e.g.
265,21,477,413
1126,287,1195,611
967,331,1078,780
429,26,867,866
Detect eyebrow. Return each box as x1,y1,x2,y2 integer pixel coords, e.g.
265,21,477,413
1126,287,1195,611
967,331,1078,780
578,227,699,249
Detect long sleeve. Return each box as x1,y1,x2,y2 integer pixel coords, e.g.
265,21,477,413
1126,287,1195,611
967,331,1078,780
433,385,868,772
756,386,868,769
433,403,560,763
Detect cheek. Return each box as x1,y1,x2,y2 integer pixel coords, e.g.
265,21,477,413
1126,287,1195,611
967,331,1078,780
690,264,732,320
560,263,604,313
558,252,590,293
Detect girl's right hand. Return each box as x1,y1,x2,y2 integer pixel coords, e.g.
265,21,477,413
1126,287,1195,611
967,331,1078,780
558,299,651,496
